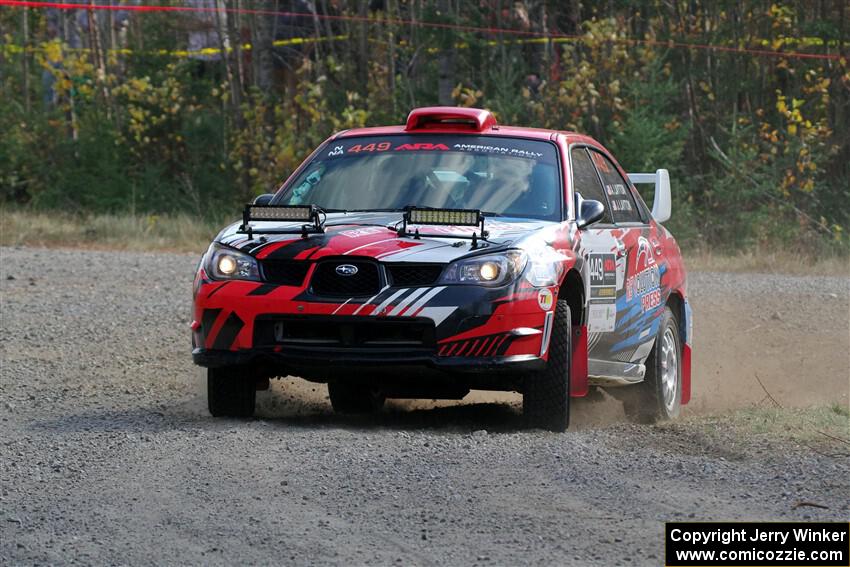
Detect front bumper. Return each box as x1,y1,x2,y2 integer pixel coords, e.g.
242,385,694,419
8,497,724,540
192,346,544,373
191,268,559,376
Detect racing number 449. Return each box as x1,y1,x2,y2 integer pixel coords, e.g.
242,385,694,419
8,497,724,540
191,106,693,431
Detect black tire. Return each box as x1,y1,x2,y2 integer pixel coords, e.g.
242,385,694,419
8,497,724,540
622,306,682,424
523,300,571,432
207,366,256,418
327,381,385,414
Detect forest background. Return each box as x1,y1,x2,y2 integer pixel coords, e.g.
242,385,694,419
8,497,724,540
1,0,847,255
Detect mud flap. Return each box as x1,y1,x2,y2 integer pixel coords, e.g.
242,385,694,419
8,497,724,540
681,343,692,404
680,299,693,405
570,324,588,397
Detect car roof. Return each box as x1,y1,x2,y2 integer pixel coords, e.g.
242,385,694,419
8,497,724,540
336,124,571,141
331,107,599,147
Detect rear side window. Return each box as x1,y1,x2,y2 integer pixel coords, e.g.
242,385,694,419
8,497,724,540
570,148,612,224
589,150,643,224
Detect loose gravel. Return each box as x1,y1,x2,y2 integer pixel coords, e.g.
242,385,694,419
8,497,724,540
1,247,848,566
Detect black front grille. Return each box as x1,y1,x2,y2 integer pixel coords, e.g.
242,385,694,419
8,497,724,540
254,316,436,349
310,260,381,297
261,260,311,286
387,264,444,287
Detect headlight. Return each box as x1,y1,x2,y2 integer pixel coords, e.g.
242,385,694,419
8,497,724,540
525,261,561,287
440,250,527,286
523,248,566,287
205,244,261,281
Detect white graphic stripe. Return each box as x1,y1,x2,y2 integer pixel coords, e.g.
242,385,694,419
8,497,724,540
332,298,352,315
343,238,397,256
370,288,409,317
388,287,429,316
404,286,446,317
352,286,389,315
416,306,456,326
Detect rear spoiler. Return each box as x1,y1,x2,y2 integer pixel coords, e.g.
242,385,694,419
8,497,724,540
627,169,671,223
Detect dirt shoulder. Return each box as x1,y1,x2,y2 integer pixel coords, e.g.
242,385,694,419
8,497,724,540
0,247,848,566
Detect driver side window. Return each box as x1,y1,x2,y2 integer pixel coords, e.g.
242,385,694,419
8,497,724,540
570,147,612,224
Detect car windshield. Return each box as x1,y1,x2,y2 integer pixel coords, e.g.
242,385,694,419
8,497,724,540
274,135,561,221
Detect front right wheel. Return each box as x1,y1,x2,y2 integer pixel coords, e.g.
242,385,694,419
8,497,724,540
523,299,571,432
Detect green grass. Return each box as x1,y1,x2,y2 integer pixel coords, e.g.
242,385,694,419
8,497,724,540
685,248,848,277
681,405,850,448
0,208,230,253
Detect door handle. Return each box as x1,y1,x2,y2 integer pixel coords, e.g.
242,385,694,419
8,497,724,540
616,242,626,258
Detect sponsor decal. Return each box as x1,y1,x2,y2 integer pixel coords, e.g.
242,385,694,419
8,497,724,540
394,143,449,151
635,236,656,268
588,302,616,333
347,142,392,153
626,237,661,313
591,286,616,299
338,226,386,238
328,145,344,157
537,288,554,311
451,143,543,159
610,199,634,212
589,253,617,287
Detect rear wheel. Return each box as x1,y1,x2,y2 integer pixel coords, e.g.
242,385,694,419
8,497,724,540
208,366,256,418
328,381,385,414
622,306,681,423
523,300,571,432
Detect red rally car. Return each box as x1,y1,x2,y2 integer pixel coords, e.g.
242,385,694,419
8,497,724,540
191,107,693,431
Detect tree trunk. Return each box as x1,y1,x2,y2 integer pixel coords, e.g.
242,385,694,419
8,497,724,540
252,0,274,92
436,0,454,105
88,1,112,120
22,7,30,113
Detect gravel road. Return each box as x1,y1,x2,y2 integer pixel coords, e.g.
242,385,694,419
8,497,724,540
1,247,848,566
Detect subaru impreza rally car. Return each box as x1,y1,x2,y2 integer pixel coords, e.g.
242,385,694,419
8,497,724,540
192,107,692,431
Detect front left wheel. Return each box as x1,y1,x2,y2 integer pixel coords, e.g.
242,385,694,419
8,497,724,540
523,300,571,432
208,366,256,418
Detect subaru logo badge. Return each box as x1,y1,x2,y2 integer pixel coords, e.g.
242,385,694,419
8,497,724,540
336,264,358,276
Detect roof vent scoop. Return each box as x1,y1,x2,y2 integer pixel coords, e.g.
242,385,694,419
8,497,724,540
404,107,497,132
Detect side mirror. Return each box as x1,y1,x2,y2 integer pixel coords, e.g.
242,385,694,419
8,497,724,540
627,169,671,223
253,193,275,206
575,193,605,229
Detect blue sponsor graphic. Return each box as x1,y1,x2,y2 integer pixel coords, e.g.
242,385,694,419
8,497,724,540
611,262,667,352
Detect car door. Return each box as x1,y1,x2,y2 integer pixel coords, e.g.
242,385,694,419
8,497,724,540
586,148,666,368
568,146,627,362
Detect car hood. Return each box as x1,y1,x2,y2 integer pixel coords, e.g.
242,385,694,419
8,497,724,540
217,211,556,263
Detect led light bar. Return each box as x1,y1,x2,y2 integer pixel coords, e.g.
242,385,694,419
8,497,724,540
247,204,315,222
407,207,481,227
